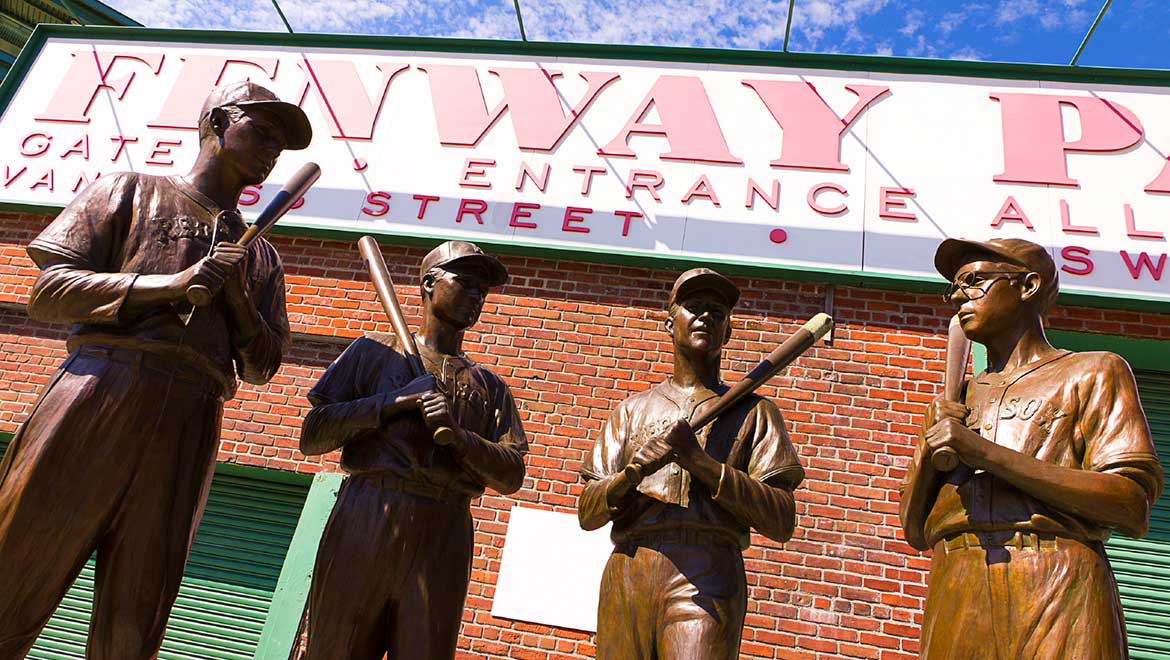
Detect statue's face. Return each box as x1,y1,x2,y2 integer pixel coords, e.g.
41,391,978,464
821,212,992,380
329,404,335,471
948,259,1030,341
220,106,288,186
424,262,490,330
670,290,732,355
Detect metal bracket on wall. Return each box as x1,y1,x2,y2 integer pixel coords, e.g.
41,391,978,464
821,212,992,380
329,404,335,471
823,284,835,345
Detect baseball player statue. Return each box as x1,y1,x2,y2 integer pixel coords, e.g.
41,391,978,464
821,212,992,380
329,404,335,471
578,268,805,660
900,237,1164,659
298,240,528,660
0,81,309,658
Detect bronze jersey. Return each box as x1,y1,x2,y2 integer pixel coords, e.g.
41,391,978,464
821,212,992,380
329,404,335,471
306,333,528,498
580,380,804,548
26,172,289,397
924,350,1163,546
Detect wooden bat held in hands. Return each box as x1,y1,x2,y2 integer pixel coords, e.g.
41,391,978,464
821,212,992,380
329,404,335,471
186,162,322,306
623,312,834,486
931,314,972,472
357,235,455,446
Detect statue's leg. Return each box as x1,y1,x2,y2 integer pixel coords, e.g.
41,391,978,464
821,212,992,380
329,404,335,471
920,538,995,660
303,477,395,660
1010,538,1128,660
85,375,221,660
657,543,746,660
388,497,472,660
0,355,140,658
596,545,660,660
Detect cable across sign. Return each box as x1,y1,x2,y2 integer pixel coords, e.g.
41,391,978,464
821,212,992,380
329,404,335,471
3,31,1170,303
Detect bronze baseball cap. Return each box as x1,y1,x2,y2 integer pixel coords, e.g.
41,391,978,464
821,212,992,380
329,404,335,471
199,81,312,150
420,240,508,287
668,268,740,309
935,237,1059,310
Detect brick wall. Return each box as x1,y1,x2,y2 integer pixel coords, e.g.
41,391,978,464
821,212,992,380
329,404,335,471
3,210,1167,660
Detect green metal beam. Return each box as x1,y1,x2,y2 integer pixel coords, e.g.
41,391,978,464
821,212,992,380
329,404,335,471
1070,0,1113,66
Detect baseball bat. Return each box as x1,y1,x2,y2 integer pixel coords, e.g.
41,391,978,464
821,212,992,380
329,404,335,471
623,313,833,488
186,162,322,306
357,235,455,445
931,314,972,472
690,312,833,430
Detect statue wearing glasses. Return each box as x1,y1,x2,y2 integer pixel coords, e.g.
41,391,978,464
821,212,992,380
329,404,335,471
899,237,1163,659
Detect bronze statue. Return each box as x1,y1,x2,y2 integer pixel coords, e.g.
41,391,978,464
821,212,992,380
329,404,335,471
0,81,308,658
299,240,527,660
899,237,1164,660
578,268,805,660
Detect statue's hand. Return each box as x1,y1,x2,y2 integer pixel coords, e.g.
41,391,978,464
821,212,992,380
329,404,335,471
925,417,990,470
630,432,675,477
172,242,247,301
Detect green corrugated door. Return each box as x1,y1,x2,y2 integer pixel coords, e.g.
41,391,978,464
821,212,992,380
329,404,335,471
1106,369,1170,660
0,435,309,660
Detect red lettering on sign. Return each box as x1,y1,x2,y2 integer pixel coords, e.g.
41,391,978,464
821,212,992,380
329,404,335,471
20,133,51,157
1060,245,1094,276
37,50,163,124
807,182,847,216
879,187,916,221
681,175,720,206
362,191,391,216
614,209,641,237
456,198,487,224
1059,199,1098,234
991,196,1034,230
745,178,780,211
71,171,101,193
3,166,26,187
600,76,742,164
298,59,406,140
991,93,1143,187
515,161,550,192
1124,204,1164,239
574,165,606,195
459,158,495,189
509,202,540,229
562,206,592,233
743,81,889,171
1121,250,1166,280
59,135,89,160
109,135,138,162
30,169,54,191
625,170,664,201
422,66,618,150
146,139,182,166
414,194,440,219
239,186,261,206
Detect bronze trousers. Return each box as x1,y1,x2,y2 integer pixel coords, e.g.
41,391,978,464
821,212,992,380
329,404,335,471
304,475,473,660
596,539,747,660
921,532,1129,660
0,348,221,660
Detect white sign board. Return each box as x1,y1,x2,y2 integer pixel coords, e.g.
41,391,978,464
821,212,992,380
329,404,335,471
492,506,613,632
3,33,1170,302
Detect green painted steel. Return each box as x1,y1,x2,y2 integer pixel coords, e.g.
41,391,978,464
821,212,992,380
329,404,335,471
254,472,345,660
0,435,311,660
1107,370,1170,659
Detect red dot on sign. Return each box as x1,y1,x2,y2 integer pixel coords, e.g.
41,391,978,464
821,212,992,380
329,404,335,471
353,158,368,171
769,228,788,244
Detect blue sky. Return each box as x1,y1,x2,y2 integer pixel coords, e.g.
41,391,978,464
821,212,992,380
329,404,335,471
102,0,1170,69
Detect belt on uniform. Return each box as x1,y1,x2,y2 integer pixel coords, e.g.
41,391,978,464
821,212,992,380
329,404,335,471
615,528,740,552
76,345,221,393
356,473,471,507
937,531,1065,554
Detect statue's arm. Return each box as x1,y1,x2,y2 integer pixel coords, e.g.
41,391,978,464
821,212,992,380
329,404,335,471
449,388,527,495
231,246,289,386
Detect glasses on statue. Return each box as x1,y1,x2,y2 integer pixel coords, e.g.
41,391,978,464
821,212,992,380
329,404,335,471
943,271,1027,302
